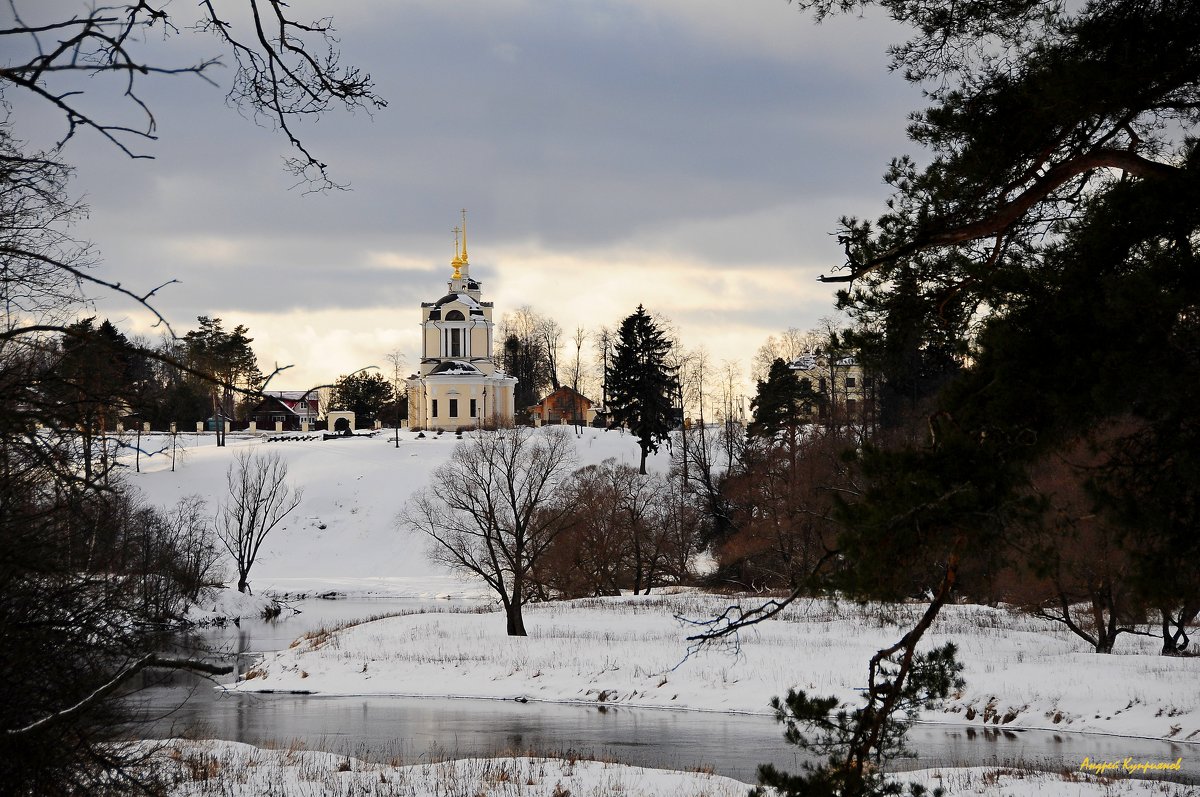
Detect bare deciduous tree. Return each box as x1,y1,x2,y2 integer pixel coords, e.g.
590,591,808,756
567,325,587,391
496,306,555,412
720,429,850,591
533,459,704,598
594,324,613,409
385,349,408,445
2,1,385,190
1004,434,1158,654
164,495,226,601
673,419,736,554
537,315,563,391
216,450,302,594
751,327,817,383
401,428,576,636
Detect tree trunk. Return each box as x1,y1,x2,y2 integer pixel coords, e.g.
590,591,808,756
505,602,527,636
1161,604,1198,655
505,580,528,636
680,428,689,489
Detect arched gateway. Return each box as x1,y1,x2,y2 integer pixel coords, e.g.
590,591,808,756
325,410,355,433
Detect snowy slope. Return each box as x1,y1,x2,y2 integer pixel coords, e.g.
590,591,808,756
126,427,673,597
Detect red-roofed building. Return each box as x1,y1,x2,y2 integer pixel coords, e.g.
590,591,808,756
249,390,320,431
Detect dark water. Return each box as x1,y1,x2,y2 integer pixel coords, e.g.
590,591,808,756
127,598,1199,784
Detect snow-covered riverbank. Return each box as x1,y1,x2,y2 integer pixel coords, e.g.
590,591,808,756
149,739,1193,797
229,592,1200,743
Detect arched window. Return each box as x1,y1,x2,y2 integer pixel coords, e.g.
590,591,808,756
444,309,466,356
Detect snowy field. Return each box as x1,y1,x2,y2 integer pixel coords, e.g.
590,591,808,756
147,739,1193,797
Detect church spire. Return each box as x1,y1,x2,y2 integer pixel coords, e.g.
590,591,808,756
451,225,463,279
459,208,469,266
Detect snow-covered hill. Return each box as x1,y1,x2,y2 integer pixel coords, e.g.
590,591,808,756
125,426,673,597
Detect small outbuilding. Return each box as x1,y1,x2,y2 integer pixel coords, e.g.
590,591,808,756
528,386,595,426
249,390,320,431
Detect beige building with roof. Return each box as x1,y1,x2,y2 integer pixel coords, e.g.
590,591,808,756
788,352,877,428
406,213,517,430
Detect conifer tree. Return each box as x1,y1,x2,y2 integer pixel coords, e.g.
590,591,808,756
606,306,678,475
694,1,1200,793
816,0,1200,653
748,358,821,439
331,371,395,427
182,316,264,429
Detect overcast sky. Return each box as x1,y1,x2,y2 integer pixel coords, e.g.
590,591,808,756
12,0,925,394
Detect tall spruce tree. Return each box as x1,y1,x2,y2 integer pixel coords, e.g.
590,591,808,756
606,306,678,475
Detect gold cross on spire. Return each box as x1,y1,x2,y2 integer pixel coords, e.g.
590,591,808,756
451,225,463,279
460,208,469,264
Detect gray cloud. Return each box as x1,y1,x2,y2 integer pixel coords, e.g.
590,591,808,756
14,0,924,381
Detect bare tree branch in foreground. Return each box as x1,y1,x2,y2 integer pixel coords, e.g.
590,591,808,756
1,1,386,190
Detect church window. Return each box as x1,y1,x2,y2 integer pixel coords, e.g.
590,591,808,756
449,399,459,418
470,399,477,417
445,310,465,321
450,328,462,357
846,376,857,388
432,399,438,418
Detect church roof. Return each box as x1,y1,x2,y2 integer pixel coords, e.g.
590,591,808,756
263,389,318,402
423,292,485,318
788,353,859,371
429,360,484,376
435,292,481,309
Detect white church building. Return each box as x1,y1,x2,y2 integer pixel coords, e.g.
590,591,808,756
406,215,517,430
